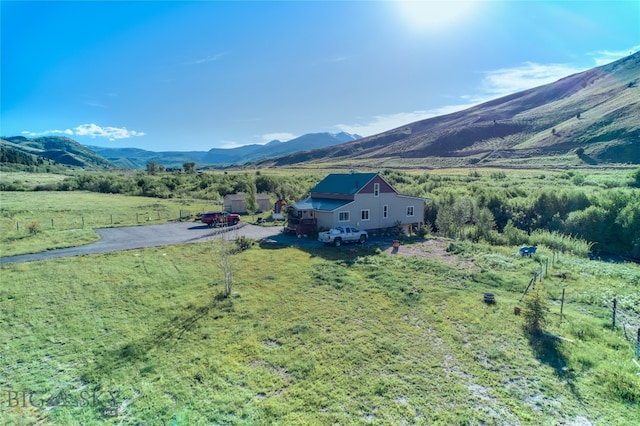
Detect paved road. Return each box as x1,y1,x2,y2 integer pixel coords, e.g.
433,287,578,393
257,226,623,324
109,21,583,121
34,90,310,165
0,223,291,265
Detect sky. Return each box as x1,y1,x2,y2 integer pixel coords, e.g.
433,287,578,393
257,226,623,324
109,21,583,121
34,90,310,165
1,1,639,152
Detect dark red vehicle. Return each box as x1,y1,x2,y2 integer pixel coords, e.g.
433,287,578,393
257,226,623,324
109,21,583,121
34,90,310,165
201,211,241,228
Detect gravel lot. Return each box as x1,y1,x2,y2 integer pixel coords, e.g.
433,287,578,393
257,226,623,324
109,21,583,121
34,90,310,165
0,223,294,265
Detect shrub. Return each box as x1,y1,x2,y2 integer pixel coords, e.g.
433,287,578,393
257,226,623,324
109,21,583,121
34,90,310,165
598,366,640,403
27,221,41,235
523,286,549,336
631,168,640,188
503,221,528,246
528,230,593,256
234,236,254,252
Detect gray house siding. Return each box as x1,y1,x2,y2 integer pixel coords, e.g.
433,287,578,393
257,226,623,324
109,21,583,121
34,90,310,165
317,194,424,231
289,173,426,234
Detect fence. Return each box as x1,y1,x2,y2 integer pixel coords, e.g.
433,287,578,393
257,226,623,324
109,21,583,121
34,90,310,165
612,299,640,359
1,210,181,236
517,253,640,359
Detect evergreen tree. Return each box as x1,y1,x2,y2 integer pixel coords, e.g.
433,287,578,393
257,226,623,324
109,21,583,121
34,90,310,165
523,286,550,336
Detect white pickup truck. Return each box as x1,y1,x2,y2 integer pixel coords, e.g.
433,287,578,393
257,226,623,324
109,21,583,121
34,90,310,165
318,226,368,247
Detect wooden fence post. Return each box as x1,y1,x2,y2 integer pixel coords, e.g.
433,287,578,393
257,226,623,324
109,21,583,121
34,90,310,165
560,288,565,323
612,297,617,328
636,329,639,359
82,216,85,227
545,258,549,276
51,218,54,229
16,222,19,232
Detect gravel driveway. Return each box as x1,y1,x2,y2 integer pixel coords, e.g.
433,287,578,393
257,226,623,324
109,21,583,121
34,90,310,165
0,223,293,265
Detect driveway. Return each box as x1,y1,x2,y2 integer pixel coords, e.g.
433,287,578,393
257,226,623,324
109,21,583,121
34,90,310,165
0,223,292,265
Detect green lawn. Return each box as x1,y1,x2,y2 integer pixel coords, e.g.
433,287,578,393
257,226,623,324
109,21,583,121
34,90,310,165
1,237,638,425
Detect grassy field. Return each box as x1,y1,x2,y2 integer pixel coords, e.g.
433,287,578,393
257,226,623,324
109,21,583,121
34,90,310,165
1,234,638,425
1,171,638,424
0,171,69,189
0,191,223,257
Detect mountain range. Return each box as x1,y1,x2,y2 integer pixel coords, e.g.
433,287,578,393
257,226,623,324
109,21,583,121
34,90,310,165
0,132,360,169
86,131,361,168
2,52,638,170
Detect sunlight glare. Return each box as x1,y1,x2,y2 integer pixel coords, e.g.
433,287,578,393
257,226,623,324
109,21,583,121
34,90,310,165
395,0,480,33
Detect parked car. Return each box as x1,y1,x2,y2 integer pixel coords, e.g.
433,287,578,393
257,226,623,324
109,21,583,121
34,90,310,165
201,211,240,227
318,226,367,247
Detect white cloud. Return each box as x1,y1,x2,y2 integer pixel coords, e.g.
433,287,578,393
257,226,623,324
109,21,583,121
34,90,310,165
73,124,145,141
480,46,640,99
335,104,476,137
188,52,226,65
219,133,297,149
21,124,145,141
336,112,431,137
590,46,640,66
22,129,74,137
261,132,296,143
219,140,246,149
479,62,584,99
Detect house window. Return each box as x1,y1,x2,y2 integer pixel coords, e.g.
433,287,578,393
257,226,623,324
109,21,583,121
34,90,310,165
374,183,380,197
361,209,370,221
406,206,414,217
339,211,350,222
383,205,388,219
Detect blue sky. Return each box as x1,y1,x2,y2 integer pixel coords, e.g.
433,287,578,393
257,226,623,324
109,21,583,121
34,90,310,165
2,1,638,152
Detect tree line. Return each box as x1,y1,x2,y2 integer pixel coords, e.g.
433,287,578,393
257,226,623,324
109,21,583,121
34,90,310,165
0,146,51,167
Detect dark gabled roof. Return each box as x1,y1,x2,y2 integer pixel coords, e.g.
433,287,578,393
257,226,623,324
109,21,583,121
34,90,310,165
310,172,378,195
291,197,353,212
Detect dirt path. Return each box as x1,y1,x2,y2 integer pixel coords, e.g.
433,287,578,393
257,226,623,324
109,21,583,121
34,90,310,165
0,223,285,265
383,238,479,271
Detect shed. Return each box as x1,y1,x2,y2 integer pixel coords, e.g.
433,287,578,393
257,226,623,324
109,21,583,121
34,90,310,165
224,193,271,213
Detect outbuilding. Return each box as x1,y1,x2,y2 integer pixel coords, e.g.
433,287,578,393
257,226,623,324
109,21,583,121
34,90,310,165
224,193,271,213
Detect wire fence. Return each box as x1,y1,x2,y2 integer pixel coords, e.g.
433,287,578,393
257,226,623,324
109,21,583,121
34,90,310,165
614,300,640,359
516,252,639,359
0,210,185,236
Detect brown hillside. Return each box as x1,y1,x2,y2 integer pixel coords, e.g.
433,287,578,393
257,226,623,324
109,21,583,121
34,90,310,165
258,52,639,168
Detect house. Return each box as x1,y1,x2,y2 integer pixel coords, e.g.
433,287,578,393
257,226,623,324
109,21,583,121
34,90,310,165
224,193,271,214
288,172,426,235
